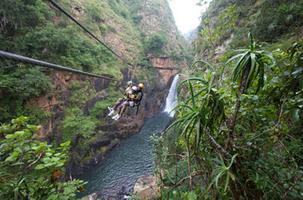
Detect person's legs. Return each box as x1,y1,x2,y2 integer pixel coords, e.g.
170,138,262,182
113,101,129,120
113,98,124,110
118,103,128,116
108,98,124,116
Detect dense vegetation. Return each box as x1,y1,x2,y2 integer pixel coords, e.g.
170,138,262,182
0,0,119,123
0,116,85,199
155,0,303,199
2,0,302,199
195,0,303,56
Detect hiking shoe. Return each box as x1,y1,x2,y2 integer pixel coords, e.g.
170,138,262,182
112,114,120,120
108,107,115,116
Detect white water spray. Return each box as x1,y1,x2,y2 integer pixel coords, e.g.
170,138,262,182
164,74,179,117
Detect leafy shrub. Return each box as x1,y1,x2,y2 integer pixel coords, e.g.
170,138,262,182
0,67,51,122
144,32,167,55
0,116,85,199
0,0,50,36
62,108,96,142
253,0,303,41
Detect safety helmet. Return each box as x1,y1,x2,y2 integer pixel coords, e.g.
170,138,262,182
127,81,133,86
138,83,144,89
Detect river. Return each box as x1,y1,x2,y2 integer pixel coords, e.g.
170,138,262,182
80,113,171,199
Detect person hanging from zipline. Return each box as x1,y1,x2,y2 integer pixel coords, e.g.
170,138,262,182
108,81,134,116
108,82,144,120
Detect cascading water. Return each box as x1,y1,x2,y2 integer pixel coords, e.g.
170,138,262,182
164,74,179,117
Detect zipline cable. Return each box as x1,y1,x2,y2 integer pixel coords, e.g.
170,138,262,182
48,0,134,67
0,50,118,81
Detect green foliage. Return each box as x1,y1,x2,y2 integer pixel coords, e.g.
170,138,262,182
62,108,96,141
156,37,303,199
23,106,51,125
0,67,51,99
68,81,97,107
253,0,303,42
144,32,168,55
168,73,226,153
208,154,237,193
132,15,143,24
196,4,238,55
227,33,274,93
195,0,303,56
0,0,51,36
0,116,85,199
0,67,51,122
161,190,198,200
20,23,115,71
90,99,114,118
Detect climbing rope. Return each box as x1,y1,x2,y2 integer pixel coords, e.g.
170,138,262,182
48,0,134,67
0,50,118,81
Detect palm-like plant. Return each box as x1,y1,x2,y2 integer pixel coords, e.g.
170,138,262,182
169,74,225,152
166,73,226,190
227,33,274,94
227,33,275,145
208,154,238,193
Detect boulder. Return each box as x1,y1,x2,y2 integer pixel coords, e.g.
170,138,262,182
133,176,159,200
81,193,98,200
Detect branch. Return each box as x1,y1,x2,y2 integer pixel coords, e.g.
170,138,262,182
206,131,230,156
26,153,43,169
165,170,203,189
166,153,186,159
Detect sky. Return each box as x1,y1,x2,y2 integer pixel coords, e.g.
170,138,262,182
168,0,210,34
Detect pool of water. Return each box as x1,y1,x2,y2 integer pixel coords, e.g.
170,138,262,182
79,112,171,199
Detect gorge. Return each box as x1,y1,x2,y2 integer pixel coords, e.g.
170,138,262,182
1,0,302,199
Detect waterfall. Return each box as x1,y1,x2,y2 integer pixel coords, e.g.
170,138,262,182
164,74,179,117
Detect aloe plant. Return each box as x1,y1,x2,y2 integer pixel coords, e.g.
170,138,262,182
208,154,238,193
165,68,226,190
227,33,275,145
169,74,225,153
227,33,274,94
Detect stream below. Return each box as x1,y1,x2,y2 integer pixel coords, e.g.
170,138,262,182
80,112,171,199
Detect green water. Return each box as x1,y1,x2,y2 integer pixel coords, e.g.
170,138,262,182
80,112,171,199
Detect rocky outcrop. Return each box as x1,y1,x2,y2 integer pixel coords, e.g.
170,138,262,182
149,56,186,84
134,176,160,200
81,193,98,200
26,70,112,141
26,71,85,141
132,0,184,55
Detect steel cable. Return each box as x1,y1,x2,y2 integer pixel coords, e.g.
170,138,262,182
48,0,134,67
0,50,118,81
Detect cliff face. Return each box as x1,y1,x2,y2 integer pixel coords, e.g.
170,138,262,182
17,0,188,174
149,57,181,84
127,0,185,55
194,0,303,59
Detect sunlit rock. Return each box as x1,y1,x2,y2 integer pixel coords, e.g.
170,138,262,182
133,176,159,200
